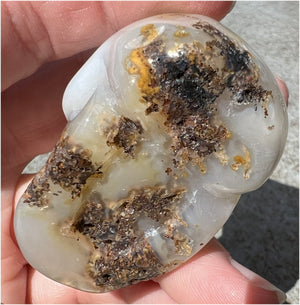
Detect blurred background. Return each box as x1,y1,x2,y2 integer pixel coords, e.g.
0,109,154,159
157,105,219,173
22,1,299,303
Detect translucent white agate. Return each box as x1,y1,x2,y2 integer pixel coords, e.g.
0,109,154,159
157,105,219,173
15,14,287,293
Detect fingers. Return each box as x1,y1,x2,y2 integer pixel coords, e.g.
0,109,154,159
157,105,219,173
27,268,77,304
1,233,28,304
27,267,175,304
27,267,124,304
2,1,233,90
2,54,82,183
1,54,80,303
118,281,177,304
1,168,32,304
154,238,285,304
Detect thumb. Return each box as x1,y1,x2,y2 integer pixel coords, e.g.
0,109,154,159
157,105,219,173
155,238,286,303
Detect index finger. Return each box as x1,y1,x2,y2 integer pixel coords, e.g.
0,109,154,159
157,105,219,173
1,1,233,91
154,238,286,303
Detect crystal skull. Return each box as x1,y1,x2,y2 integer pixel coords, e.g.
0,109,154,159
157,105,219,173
14,14,288,293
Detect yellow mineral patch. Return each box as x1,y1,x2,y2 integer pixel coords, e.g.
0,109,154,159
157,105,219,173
186,44,198,64
174,213,188,227
231,146,251,179
214,146,229,166
193,40,205,50
174,235,192,256
129,48,159,96
189,155,207,174
199,161,207,174
226,131,232,139
180,171,189,178
174,26,190,38
140,24,158,42
193,157,207,174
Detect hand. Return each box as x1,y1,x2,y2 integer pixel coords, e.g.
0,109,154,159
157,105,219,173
2,2,288,303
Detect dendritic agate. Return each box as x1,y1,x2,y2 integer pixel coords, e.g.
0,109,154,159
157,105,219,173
14,14,287,293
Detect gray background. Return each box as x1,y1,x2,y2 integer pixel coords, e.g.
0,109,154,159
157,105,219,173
220,2,299,303
23,1,299,303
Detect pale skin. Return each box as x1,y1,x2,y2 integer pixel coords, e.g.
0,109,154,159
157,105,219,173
2,2,289,303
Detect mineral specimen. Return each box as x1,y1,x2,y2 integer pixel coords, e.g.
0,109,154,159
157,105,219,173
14,14,288,293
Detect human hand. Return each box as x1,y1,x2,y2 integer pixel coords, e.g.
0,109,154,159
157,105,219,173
2,2,288,303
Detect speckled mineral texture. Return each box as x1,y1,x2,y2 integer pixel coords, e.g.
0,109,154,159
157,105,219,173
15,14,287,293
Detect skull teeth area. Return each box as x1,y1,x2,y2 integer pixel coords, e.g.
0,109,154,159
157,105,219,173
14,14,287,293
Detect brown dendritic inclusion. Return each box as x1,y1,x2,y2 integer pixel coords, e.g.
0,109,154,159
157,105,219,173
129,23,270,171
106,115,144,158
73,187,186,290
15,15,287,293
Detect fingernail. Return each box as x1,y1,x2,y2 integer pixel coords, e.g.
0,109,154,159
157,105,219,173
276,76,289,106
231,259,286,304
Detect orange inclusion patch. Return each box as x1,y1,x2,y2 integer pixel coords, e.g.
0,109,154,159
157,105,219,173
174,29,190,38
231,146,251,179
129,48,159,96
233,155,247,165
140,24,158,41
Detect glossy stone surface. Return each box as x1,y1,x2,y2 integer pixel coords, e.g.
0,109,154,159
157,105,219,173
14,14,288,293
